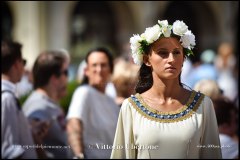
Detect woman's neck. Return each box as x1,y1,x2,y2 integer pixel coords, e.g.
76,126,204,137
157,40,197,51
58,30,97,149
148,78,182,100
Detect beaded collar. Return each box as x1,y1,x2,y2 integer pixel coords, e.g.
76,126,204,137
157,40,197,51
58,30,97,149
128,90,204,123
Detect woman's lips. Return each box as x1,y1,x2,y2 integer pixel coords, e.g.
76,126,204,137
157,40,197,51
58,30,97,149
165,66,176,70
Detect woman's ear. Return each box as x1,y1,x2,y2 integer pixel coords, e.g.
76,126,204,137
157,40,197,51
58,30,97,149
143,55,151,67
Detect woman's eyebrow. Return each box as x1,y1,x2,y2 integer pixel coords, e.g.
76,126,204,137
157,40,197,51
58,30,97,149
156,48,181,51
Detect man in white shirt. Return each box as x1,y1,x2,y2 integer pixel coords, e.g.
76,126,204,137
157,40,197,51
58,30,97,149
67,47,120,159
1,40,37,159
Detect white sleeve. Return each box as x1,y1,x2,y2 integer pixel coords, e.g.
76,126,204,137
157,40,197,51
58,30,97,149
111,98,136,159
200,96,222,159
66,86,89,120
1,96,25,159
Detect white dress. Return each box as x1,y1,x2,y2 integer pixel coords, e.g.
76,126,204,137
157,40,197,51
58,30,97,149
111,90,222,159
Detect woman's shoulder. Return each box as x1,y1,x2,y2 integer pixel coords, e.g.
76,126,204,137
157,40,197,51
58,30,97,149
121,96,133,107
120,94,148,115
119,95,136,111
199,93,215,111
191,90,212,106
190,90,217,116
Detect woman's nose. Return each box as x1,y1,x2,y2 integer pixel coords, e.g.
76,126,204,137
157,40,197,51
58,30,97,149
168,53,175,62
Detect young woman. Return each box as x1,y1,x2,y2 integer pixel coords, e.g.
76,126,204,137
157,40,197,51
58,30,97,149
111,20,222,159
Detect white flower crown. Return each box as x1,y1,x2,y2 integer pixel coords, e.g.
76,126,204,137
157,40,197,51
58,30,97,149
130,20,196,65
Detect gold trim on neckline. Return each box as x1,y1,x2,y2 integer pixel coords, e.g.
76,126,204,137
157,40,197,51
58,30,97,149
135,90,195,115
128,90,204,123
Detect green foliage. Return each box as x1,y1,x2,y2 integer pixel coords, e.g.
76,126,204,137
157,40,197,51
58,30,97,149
139,40,149,54
59,80,79,113
19,93,31,107
184,48,194,57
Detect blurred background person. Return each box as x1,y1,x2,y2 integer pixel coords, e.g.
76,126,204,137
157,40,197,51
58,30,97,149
184,49,219,88
193,79,222,100
112,58,139,106
77,59,117,99
213,97,239,159
214,42,238,103
66,47,120,159
22,50,73,159
215,42,236,74
1,40,37,159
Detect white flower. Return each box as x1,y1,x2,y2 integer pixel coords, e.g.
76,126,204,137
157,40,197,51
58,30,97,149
140,33,146,39
143,25,161,43
180,30,196,49
130,34,144,65
158,20,168,27
132,50,143,65
130,34,142,47
172,20,188,36
158,20,172,37
129,20,196,65
163,25,172,37
130,35,141,53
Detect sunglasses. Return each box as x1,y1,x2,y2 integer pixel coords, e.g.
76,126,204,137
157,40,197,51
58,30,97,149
59,69,68,76
21,58,27,66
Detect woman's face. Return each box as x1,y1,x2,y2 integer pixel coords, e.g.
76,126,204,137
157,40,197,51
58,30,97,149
85,51,112,88
145,37,184,80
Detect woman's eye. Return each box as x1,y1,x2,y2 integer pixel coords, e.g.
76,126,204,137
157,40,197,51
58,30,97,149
173,51,181,54
159,51,168,55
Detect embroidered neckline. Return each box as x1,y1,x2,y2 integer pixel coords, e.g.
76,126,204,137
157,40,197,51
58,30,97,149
128,90,204,123
135,91,195,115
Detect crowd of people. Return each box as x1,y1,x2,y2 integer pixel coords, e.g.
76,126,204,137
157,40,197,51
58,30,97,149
1,19,238,159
